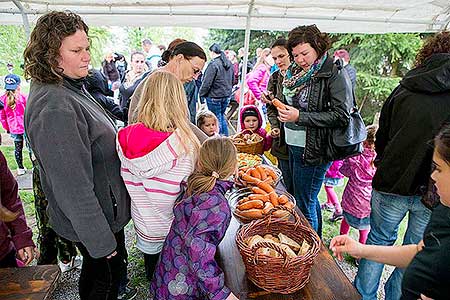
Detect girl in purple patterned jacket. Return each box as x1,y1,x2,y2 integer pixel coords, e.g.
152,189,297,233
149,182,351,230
150,137,239,300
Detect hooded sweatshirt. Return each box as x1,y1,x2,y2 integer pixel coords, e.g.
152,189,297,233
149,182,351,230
239,105,272,151
117,123,195,254
199,55,234,99
373,53,450,196
340,147,377,219
0,91,27,134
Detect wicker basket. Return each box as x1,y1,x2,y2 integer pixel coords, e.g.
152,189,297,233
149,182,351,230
235,207,321,294
232,130,264,154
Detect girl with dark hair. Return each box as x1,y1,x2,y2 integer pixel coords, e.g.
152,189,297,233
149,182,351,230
275,24,354,236
199,43,234,136
264,37,293,194
331,123,450,300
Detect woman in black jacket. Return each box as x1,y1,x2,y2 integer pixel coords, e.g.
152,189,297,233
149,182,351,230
276,25,353,236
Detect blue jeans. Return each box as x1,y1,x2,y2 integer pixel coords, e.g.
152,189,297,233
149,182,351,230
278,158,294,196
354,190,431,300
206,97,230,136
289,145,330,236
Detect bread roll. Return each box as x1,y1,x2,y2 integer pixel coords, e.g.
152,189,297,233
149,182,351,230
278,233,301,252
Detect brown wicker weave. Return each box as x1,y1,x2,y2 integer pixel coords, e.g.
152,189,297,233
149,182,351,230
235,206,321,294
232,130,264,154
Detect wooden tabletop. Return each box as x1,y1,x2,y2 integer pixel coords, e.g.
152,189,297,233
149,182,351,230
0,265,61,300
217,212,361,300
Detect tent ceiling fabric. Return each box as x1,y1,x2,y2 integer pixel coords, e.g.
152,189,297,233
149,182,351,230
0,0,449,33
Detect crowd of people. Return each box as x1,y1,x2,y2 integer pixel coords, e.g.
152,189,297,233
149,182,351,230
0,9,449,300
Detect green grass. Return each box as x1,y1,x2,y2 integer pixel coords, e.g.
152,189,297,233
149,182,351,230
318,180,408,265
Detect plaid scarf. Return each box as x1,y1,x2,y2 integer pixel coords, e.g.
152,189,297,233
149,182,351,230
282,53,327,98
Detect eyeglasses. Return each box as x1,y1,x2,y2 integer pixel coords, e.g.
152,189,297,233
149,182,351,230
186,59,201,75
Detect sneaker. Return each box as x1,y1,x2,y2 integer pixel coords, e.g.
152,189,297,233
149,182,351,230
329,211,343,222
321,203,335,211
58,255,82,273
117,286,137,300
17,168,26,176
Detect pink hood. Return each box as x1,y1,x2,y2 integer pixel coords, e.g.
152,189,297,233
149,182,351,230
239,105,263,131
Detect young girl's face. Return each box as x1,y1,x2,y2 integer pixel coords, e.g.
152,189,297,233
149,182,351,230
431,150,450,207
244,116,259,131
201,117,218,137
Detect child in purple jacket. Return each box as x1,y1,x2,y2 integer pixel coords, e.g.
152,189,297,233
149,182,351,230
0,150,38,267
339,125,378,244
239,105,272,152
150,137,239,300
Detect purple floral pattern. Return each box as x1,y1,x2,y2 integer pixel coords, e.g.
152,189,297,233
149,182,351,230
149,180,234,300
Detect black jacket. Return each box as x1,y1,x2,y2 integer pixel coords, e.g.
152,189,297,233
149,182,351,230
199,55,234,99
288,56,352,166
267,70,289,160
373,53,450,196
85,69,124,121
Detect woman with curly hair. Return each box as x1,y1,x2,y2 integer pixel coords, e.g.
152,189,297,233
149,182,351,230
23,11,130,300
354,31,450,300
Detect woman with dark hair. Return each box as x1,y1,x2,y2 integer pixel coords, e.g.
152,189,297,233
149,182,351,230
276,25,353,236
128,40,207,125
199,43,234,136
23,11,130,300
263,37,293,195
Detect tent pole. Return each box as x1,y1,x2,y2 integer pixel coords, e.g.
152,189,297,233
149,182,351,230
237,0,254,132
11,0,31,39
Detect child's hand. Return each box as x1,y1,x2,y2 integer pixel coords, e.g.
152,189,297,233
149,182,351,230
278,105,299,123
226,292,239,300
270,128,280,138
329,235,363,261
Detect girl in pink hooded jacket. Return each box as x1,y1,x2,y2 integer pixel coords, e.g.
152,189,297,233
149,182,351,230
339,125,378,244
245,48,273,102
239,105,272,151
117,71,200,281
0,74,27,175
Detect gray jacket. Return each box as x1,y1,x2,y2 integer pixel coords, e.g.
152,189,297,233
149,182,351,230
25,78,130,258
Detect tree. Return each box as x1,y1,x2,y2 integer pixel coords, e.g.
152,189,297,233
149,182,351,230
89,27,113,68
0,25,28,75
330,33,422,123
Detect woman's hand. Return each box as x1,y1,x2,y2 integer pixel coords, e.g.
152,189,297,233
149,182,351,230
17,246,40,265
260,93,272,104
106,250,117,259
419,294,433,300
277,105,299,123
270,128,280,138
329,235,363,261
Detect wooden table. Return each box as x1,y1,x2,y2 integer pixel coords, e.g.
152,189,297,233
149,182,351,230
0,265,60,300
217,212,361,300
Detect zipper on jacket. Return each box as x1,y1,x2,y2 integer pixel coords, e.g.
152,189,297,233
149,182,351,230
110,187,118,219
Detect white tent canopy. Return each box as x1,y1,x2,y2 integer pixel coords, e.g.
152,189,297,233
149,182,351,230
1,0,450,33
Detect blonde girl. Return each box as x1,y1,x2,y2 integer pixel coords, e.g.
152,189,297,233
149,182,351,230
150,137,239,300
117,71,200,280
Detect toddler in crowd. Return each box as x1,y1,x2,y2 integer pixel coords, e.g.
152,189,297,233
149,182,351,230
322,160,344,222
0,74,28,175
117,71,200,281
0,150,38,268
150,137,239,300
339,125,378,244
239,105,272,151
196,110,220,137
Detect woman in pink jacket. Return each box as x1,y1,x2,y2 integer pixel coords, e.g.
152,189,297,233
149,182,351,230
246,48,274,102
0,74,27,175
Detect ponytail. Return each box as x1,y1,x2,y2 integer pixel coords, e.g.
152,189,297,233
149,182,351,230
186,137,237,196
6,90,16,109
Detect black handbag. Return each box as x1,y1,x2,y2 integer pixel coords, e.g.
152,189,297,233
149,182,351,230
329,107,366,160
327,63,367,161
